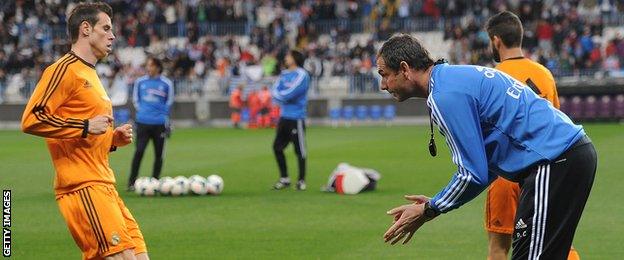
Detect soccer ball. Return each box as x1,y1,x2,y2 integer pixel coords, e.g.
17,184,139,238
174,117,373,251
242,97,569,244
159,177,175,196
189,175,204,183
133,177,148,192
189,176,208,195
170,176,190,196
133,177,150,195
206,174,224,195
135,177,159,196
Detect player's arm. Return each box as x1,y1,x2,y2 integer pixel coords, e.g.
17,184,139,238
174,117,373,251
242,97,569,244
272,71,309,102
111,124,133,151
428,91,495,214
163,77,174,137
164,77,175,108
271,77,285,105
21,73,110,138
132,78,141,110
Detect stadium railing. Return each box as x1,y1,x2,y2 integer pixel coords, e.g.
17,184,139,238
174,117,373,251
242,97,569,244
3,69,624,104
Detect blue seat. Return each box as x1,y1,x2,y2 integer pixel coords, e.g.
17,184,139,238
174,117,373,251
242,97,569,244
342,106,354,121
356,105,368,120
241,108,250,122
383,105,396,121
370,105,382,120
329,107,341,120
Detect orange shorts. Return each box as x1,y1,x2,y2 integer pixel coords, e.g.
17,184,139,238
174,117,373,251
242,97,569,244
485,177,520,234
57,184,147,260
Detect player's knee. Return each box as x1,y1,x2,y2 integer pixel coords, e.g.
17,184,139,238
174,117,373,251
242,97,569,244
135,252,149,260
487,242,510,260
487,233,511,260
487,249,508,260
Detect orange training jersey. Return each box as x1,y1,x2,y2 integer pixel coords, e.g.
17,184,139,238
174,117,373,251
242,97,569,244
259,89,271,108
21,52,116,196
495,57,560,108
229,88,243,109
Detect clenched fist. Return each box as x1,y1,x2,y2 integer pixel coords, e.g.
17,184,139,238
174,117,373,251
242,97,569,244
112,124,133,147
88,115,113,135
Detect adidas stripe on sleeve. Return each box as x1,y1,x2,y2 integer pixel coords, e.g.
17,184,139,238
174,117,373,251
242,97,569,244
427,87,496,213
21,55,88,138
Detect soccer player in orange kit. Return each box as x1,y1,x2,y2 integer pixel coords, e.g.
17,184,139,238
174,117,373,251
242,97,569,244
21,2,149,260
258,85,272,128
229,84,244,128
485,11,578,260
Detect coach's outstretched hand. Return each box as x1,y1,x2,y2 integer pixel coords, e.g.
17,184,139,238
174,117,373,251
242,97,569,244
113,124,133,147
383,195,435,245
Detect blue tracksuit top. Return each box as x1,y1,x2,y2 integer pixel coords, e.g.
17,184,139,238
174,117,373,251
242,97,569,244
271,67,310,120
427,64,585,213
133,75,174,125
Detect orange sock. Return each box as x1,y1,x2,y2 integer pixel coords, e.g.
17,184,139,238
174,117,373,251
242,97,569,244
567,246,580,260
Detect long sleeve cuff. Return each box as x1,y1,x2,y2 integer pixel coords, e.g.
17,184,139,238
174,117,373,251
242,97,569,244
81,119,89,138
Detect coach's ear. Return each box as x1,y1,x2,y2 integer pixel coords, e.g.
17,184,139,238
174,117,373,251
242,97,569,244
399,61,410,80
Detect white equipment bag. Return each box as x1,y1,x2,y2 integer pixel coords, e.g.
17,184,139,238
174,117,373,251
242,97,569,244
323,163,381,194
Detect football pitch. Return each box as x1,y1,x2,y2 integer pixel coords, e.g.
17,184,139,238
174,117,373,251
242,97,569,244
1,123,622,259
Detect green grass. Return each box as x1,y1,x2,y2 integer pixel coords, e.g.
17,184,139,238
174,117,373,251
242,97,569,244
1,124,622,259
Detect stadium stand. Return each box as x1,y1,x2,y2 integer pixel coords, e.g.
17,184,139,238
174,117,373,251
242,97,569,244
0,0,623,123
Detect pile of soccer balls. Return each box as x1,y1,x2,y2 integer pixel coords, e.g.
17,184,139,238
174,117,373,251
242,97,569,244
134,175,224,196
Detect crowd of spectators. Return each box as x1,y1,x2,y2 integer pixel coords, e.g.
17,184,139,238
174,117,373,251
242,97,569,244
0,0,623,103
445,0,624,77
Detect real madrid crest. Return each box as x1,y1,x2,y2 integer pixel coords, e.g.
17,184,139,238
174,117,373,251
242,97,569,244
111,232,121,246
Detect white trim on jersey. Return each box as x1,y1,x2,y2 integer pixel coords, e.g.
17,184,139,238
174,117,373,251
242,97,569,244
133,75,149,109
278,68,306,96
271,78,283,102
161,75,175,107
429,96,473,211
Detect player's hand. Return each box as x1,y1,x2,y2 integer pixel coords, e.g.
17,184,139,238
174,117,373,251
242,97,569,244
389,195,430,223
383,195,433,245
88,115,113,135
113,124,133,147
404,195,430,204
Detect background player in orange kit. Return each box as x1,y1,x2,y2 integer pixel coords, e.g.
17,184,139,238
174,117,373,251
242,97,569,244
485,11,578,260
21,2,149,260
229,84,244,128
258,85,273,128
247,89,260,129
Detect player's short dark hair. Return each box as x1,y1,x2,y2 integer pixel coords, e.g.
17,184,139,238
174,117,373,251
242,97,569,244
378,34,434,72
67,2,113,44
289,49,306,68
147,56,163,73
486,11,523,48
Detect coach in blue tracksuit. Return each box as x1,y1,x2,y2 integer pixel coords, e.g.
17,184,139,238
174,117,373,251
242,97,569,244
128,57,174,190
378,35,596,260
271,50,310,191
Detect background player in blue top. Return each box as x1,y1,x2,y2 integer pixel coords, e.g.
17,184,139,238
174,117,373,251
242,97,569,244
378,34,596,260
128,57,174,190
271,49,310,191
